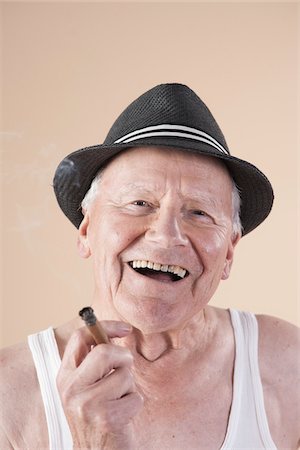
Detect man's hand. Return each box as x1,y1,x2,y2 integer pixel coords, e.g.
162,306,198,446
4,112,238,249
56,322,143,450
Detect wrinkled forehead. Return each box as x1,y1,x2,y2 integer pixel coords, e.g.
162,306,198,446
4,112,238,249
83,146,236,222
100,146,233,187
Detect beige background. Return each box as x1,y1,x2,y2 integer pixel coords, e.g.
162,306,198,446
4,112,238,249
1,2,299,348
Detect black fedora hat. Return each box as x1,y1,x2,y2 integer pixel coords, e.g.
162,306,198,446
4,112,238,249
53,83,274,235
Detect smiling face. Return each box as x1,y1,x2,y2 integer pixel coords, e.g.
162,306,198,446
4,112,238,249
78,147,240,334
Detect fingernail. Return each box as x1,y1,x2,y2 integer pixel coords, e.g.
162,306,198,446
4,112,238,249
120,322,132,332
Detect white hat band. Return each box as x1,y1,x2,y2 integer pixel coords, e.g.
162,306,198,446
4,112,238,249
114,124,229,155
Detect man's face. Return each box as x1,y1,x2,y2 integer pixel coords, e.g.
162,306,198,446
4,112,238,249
78,147,239,333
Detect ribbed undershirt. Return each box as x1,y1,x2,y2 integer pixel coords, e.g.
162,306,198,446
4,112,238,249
28,309,277,450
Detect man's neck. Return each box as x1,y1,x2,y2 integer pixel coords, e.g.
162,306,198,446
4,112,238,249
122,308,214,362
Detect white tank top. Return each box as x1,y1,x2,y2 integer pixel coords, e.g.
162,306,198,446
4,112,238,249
28,309,277,450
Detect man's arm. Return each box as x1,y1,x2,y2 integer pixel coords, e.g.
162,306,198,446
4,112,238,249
0,342,49,449
56,321,143,450
0,345,22,450
0,424,14,450
257,314,300,449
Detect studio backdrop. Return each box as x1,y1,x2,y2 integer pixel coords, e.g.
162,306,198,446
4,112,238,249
1,2,298,347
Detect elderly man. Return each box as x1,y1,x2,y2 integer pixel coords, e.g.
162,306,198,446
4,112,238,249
0,84,299,450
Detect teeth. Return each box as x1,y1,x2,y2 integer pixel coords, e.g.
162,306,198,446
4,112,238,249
129,260,188,279
173,266,180,275
179,268,186,278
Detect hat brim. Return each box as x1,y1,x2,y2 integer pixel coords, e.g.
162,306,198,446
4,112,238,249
53,138,274,235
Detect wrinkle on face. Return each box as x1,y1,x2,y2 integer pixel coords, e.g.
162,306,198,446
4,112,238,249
78,146,239,355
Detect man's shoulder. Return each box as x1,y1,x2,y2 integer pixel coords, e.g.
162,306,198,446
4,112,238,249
0,340,35,383
255,314,300,447
0,340,39,411
0,339,49,448
256,315,299,420
255,313,299,370
0,342,39,431
256,314,299,380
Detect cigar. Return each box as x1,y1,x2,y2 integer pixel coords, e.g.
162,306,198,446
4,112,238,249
79,307,109,344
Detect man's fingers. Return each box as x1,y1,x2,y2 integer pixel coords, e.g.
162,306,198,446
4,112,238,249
96,366,135,401
61,321,132,369
57,321,142,448
99,320,132,339
111,392,144,423
76,392,144,431
61,327,95,369
67,366,135,406
76,344,133,383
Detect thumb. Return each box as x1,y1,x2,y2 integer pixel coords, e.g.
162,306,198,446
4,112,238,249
98,320,133,339
62,321,132,369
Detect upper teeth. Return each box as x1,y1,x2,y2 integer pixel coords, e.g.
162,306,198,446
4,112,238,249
130,260,187,279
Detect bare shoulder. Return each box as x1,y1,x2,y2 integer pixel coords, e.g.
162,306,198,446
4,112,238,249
0,339,34,371
256,314,300,448
0,341,47,449
256,314,300,375
0,340,36,407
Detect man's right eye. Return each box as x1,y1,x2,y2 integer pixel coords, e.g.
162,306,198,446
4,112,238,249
133,200,149,207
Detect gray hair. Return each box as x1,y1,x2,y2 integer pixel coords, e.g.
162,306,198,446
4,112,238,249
81,169,104,214
231,183,243,237
81,169,243,238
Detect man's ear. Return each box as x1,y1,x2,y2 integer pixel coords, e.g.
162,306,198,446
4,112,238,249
77,213,91,258
221,232,241,280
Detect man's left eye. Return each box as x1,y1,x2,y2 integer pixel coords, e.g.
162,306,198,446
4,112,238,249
133,200,149,207
192,210,206,216
191,209,214,222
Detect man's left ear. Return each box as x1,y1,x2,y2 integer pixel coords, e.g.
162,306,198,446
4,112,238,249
77,213,91,258
221,233,241,280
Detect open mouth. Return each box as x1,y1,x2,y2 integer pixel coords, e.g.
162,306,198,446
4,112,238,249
128,260,189,282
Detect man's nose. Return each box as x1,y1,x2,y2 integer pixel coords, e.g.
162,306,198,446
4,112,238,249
144,208,189,248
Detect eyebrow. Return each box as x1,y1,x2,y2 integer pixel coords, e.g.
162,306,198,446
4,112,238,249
117,183,158,195
117,184,220,208
182,192,220,208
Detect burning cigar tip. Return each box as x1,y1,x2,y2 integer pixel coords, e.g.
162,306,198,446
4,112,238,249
79,306,109,344
79,306,97,326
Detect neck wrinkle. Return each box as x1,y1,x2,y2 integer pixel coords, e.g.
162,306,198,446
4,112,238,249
128,309,218,403
134,329,181,362
126,307,214,366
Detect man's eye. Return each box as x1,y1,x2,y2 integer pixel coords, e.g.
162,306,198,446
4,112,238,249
193,210,206,216
133,200,149,207
191,209,213,221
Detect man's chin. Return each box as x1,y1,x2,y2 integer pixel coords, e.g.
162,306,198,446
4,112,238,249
112,293,186,334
